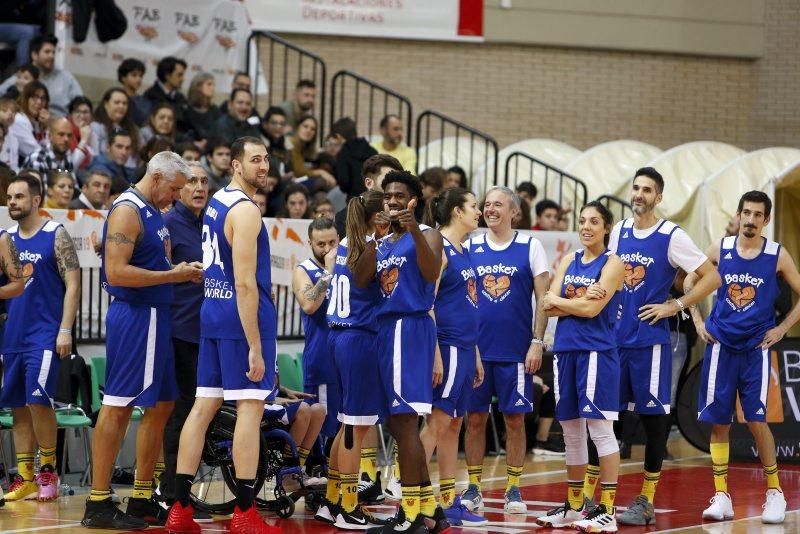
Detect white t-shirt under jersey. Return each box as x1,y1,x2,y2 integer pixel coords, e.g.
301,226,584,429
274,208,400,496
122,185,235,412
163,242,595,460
608,218,707,273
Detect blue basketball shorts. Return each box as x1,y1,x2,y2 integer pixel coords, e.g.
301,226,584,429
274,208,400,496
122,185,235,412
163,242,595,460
330,328,385,425
466,360,534,414
104,301,177,408
433,343,477,418
304,381,341,438
0,349,60,408
554,350,620,421
619,344,672,414
698,343,769,424
377,314,435,416
263,401,302,426
196,335,277,401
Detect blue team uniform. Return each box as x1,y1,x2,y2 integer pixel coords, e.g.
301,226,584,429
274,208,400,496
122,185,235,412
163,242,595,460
552,250,621,421
327,237,385,425
0,221,64,408
698,236,781,424
197,187,277,400
433,237,479,418
376,227,436,416
0,230,6,342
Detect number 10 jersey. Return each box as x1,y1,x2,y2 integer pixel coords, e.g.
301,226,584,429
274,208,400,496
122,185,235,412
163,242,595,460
327,237,381,332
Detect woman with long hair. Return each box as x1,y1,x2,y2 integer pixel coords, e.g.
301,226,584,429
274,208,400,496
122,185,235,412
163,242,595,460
67,96,93,170
44,170,75,209
139,102,177,147
287,116,336,191
180,72,220,150
8,81,49,161
90,87,139,165
279,183,312,219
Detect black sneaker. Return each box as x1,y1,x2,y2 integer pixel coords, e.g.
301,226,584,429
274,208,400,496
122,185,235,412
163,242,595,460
532,438,566,456
82,498,148,530
359,471,386,504
367,507,429,533
315,497,340,524
334,504,388,530
126,495,169,525
422,506,450,534
193,508,213,523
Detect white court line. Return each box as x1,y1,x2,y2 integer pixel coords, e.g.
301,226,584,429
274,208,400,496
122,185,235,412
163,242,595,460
1,524,82,533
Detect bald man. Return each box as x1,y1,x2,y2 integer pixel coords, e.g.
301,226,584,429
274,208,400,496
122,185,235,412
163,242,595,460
22,118,78,188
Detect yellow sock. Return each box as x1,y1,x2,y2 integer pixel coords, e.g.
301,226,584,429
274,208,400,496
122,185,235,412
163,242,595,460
583,464,600,500
567,480,584,510
401,485,420,521
89,489,111,502
39,446,57,469
506,465,523,492
420,482,436,516
326,468,340,503
710,442,729,493
763,463,781,491
341,472,359,512
439,478,455,508
467,464,482,489
600,482,617,513
360,447,377,481
641,471,660,504
154,461,166,486
133,479,153,500
298,446,310,467
393,443,401,480
17,452,35,482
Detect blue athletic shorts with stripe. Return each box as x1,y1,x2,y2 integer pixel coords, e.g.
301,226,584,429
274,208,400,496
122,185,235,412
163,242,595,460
330,328,385,426
263,402,302,426
466,360,534,414
104,301,177,407
433,343,476,418
554,350,619,421
698,343,769,424
619,344,672,414
0,349,60,408
304,381,341,438
196,335,276,401
377,314,435,416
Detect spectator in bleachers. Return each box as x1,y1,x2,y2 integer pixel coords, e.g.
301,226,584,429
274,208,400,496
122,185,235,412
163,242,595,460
142,56,187,121
515,181,538,206
134,137,175,182
261,106,290,166
371,114,416,171
252,187,268,217
532,198,561,231
215,88,260,144
3,63,39,100
21,117,76,187
331,116,378,200
139,102,179,147
0,125,13,205
42,169,74,209
9,81,49,163
0,97,19,171
90,87,139,166
219,71,256,118
0,34,82,118
445,165,468,189
724,213,740,237
117,58,150,126
512,198,533,230
332,153,403,236
176,141,200,162
420,166,445,201
279,182,312,219
69,169,111,209
278,79,316,134
288,115,337,193
88,129,136,194
203,138,232,194
67,96,93,171
179,72,220,151
323,132,343,159
311,198,335,220
0,0,42,69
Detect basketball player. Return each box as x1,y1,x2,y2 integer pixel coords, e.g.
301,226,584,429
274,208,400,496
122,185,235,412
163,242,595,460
164,137,280,534
1,173,79,502
688,191,799,524
418,187,487,527
535,201,624,532
605,167,721,526
462,185,550,514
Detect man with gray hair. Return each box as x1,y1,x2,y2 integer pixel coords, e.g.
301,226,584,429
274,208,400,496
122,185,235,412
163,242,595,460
82,151,204,530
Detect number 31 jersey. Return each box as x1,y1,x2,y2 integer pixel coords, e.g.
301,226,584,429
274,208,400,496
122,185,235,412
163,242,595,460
327,237,381,332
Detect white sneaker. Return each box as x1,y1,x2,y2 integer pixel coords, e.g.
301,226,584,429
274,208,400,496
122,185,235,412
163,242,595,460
761,489,786,524
536,502,584,528
504,486,527,514
573,504,617,532
383,474,402,500
702,492,733,521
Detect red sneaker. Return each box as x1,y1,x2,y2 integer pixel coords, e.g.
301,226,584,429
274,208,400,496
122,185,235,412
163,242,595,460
165,501,201,534
230,505,281,534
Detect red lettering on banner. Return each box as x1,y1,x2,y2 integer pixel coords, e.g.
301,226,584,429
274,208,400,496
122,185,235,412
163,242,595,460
458,0,483,36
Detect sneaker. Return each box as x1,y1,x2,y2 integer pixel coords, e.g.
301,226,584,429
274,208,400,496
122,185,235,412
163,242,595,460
573,503,618,533
366,507,428,533
335,504,388,530
422,505,451,534
583,496,597,516
384,474,402,500
617,495,655,526
460,484,483,512
443,496,488,526
702,492,734,521
165,501,201,533
35,465,60,501
533,438,566,456
504,486,527,514
230,505,281,533
315,498,340,524
82,498,148,530
109,486,121,504
359,471,386,504
5,475,39,501
126,495,169,525
536,501,584,528
761,489,786,524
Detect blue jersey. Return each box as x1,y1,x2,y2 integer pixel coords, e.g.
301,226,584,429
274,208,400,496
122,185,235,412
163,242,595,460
201,187,276,340
435,237,478,349
2,220,64,353
298,259,333,384
0,229,7,320
376,227,435,317
553,250,621,353
614,218,679,348
706,236,780,351
327,237,380,332
102,189,173,307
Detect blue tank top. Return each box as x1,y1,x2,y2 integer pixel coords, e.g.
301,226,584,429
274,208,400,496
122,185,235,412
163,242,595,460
706,236,780,351
200,187,276,340
327,237,380,332
615,218,679,348
553,250,621,353
376,227,435,317
101,189,173,307
2,220,64,353
0,229,7,320
466,231,537,362
298,259,333,384
435,237,478,349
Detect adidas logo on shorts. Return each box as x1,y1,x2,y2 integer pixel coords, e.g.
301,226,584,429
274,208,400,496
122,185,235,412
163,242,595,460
583,404,592,413
724,252,733,259
392,399,400,408
756,407,764,415
32,390,42,397
646,400,657,408
515,399,525,407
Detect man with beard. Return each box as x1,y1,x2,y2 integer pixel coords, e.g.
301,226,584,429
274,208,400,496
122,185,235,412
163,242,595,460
278,79,316,135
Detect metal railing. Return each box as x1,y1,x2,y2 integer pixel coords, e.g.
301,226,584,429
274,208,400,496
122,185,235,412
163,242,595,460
329,70,413,146
596,194,634,222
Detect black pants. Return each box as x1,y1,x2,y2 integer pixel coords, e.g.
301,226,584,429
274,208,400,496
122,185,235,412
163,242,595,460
161,338,199,500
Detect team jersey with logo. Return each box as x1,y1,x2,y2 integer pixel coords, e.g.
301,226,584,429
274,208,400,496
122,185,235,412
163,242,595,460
465,231,548,362
376,226,435,317
553,249,621,353
2,221,64,352
298,259,333,384
435,237,478,349
706,236,780,351
102,188,173,307
327,237,381,332
201,187,276,340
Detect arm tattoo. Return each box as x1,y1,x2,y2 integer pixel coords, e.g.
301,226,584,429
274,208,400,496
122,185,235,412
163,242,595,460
2,234,25,280
302,278,330,302
105,232,136,247
55,227,81,281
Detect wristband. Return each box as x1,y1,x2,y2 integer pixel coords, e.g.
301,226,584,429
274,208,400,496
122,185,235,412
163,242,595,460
59,328,71,334
531,338,544,346
675,299,689,320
